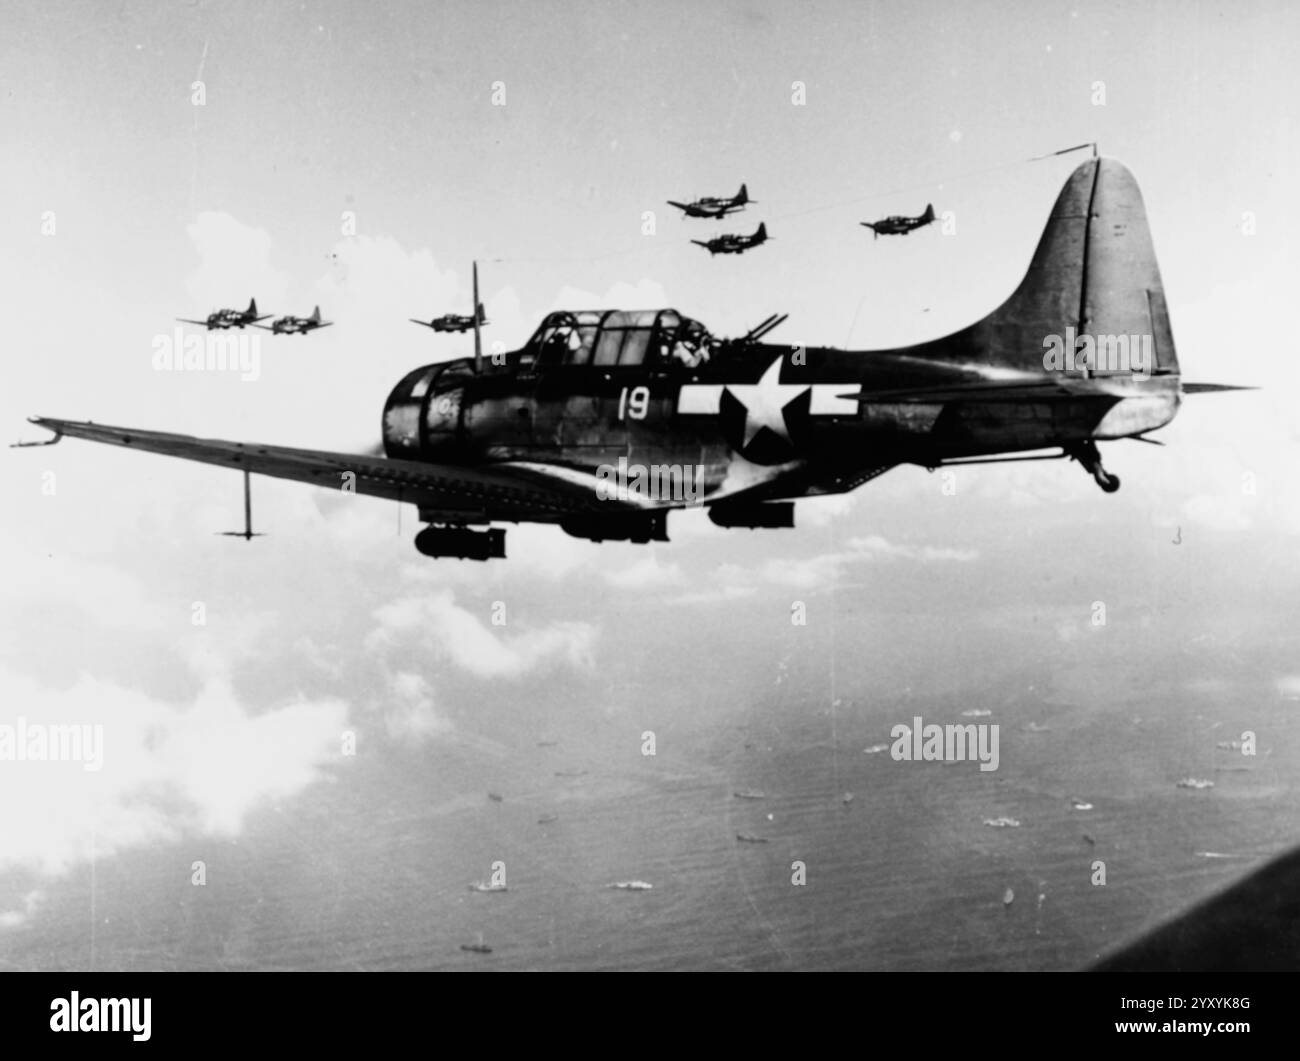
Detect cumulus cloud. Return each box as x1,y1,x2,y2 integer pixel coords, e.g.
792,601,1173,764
797,493,857,527
185,212,289,311
665,534,977,600
0,665,348,878
366,589,596,679
605,553,685,590
672,583,758,606
0,888,43,930
383,671,451,740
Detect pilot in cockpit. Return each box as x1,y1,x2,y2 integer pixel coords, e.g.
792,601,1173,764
667,322,711,368
539,325,573,363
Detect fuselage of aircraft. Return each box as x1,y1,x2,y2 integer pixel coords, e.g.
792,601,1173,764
21,159,1248,561
861,203,936,239
668,183,751,219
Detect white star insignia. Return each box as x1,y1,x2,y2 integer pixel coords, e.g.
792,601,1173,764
725,357,809,446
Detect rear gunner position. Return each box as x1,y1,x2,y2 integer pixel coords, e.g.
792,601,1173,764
20,158,1248,560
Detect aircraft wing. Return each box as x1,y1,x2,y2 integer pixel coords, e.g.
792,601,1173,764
176,318,210,326
23,416,615,523
409,319,435,329
1092,844,1300,971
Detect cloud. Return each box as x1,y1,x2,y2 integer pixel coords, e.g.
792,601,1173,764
0,665,348,877
672,583,758,606
366,589,596,679
843,535,979,563
797,493,857,527
383,671,451,740
605,553,685,589
185,212,289,310
550,278,669,313
731,534,979,593
0,889,43,930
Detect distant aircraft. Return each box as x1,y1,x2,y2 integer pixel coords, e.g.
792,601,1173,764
668,183,753,219
177,298,270,330
256,306,333,335
411,302,488,333
861,204,936,239
692,223,768,256
19,158,1251,561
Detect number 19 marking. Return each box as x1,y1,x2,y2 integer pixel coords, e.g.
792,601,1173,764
618,385,650,420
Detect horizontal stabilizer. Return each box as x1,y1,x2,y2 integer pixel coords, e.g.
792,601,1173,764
1181,382,1257,394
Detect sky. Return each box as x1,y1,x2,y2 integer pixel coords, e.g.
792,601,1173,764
1,0,1298,964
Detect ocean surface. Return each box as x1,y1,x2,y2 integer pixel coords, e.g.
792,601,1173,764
6,589,1298,972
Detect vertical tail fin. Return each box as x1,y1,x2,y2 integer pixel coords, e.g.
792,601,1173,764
912,158,1178,377
310,305,321,322
756,222,767,240
738,183,748,204
248,298,258,316
922,204,935,223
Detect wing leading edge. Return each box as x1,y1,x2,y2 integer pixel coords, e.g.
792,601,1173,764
24,416,610,524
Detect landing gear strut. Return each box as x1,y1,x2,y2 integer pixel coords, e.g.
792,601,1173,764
1067,440,1120,493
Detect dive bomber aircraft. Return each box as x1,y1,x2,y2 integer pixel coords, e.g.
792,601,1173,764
19,158,1245,561
256,305,333,336
412,262,491,333
177,298,270,330
411,303,489,334
668,183,752,219
692,222,768,256
861,203,937,239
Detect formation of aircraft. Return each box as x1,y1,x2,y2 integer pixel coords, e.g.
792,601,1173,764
691,222,768,256
667,183,753,219
19,157,1250,562
255,306,333,335
410,302,489,333
176,298,270,330
176,267,488,341
861,203,936,239
672,182,768,256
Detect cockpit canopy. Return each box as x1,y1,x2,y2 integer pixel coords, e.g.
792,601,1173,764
525,308,713,369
